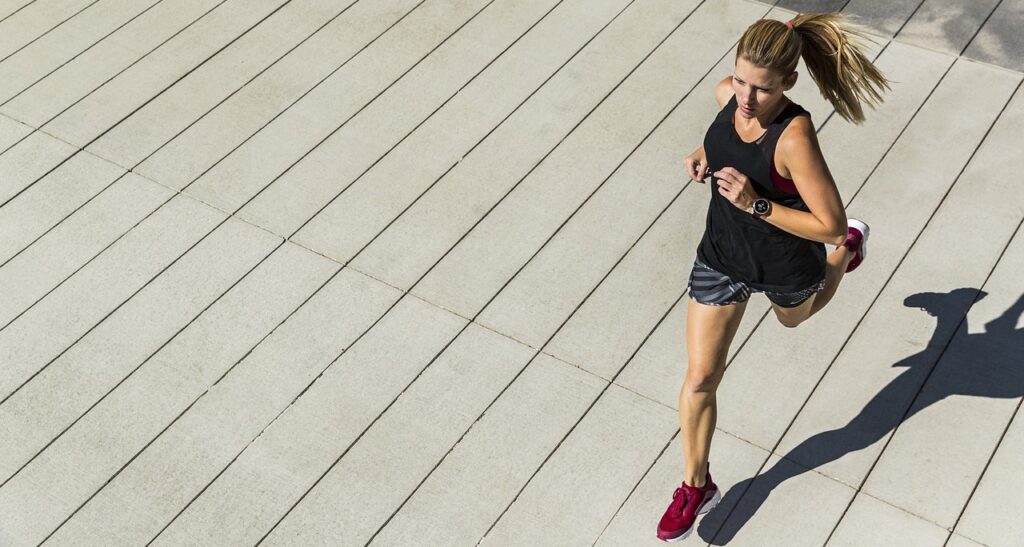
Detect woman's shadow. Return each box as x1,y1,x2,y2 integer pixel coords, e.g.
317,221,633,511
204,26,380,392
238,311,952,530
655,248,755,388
699,288,1024,544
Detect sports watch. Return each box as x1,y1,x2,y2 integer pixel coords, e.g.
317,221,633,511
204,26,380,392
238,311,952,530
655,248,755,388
752,198,772,218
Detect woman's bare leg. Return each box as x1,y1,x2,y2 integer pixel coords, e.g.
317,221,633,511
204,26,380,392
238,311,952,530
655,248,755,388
772,244,854,328
681,298,748,487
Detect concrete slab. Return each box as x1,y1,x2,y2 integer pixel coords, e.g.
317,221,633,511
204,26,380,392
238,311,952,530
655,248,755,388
134,0,421,191
367,354,607,546
842,0,921,38
179,0,496,210
0,129,78,205
45,267,400,545
0,195,223,402
955,398,1024,545
482,385,677,545
0,242,336,544
897,0,1002,56
0,112,32,150
0,1,37,22
0,0,159,104
85,0,359,168
964,0,1024,73
151,296,467,545
859,199,1024,527
0,0,224,127
235,0,561,236
0,216,279,485
297,0,693,270
828,492,949,546
0,0,94,60
262,323,534,545
0,173,170,327
40,0,289,149
0,150,124,264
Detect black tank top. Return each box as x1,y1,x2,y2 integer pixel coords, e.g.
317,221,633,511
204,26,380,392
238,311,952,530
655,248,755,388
696,95,826,292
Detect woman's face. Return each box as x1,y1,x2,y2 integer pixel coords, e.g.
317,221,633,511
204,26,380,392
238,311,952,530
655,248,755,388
732,56,796,119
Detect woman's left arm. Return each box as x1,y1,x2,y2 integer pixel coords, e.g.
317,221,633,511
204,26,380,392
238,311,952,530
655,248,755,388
714,116,848,245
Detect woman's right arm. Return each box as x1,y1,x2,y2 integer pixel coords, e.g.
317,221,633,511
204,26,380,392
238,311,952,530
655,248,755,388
685,76,735,182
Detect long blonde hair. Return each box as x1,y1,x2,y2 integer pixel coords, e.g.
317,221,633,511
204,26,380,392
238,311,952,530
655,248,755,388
737,14,890,124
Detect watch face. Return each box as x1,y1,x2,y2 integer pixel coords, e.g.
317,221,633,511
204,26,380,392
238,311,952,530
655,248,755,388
754,199,770,215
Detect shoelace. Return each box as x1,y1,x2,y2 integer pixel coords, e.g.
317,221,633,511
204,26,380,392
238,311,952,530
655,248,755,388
671,486,693,515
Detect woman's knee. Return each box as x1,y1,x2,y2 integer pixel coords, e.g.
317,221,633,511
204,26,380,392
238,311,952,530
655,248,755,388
682,364,725,394
776,312,803,328
772,305,808,328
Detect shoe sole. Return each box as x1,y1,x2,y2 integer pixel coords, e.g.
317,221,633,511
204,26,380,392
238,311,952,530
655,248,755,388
660,489,722,543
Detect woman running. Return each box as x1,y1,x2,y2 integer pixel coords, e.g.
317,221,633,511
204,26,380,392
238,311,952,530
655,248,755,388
656,14,889,542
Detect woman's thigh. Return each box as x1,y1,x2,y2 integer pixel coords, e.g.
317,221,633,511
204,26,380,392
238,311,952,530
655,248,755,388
685,298,748,385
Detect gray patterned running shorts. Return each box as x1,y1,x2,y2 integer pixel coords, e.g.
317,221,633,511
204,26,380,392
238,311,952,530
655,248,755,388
687,259,825,308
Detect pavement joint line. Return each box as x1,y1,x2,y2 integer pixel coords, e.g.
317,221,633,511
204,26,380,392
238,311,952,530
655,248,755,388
843,47,951,211
946,329,1024,544
0,0,41,26
948,532,989,547
886,0,927,40
0,0,168,114
958,0,1005,58
0,0,102,66
821,75,1024,546
594,432,680,546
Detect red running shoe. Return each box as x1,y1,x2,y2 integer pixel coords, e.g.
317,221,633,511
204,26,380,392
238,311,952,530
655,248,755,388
843,219,870,273
656,470,721,542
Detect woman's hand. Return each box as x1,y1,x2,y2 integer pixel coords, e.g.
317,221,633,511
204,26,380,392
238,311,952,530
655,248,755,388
714,167,760,213
684,148,709,183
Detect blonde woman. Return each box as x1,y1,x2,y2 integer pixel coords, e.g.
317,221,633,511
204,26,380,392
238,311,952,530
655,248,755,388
657,14,889,542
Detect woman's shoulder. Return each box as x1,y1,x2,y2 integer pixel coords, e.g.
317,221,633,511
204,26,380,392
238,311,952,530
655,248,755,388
778,111,816,149
714,76,735,108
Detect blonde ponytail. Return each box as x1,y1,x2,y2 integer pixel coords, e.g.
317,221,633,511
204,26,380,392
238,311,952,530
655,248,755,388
737,14,890,124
